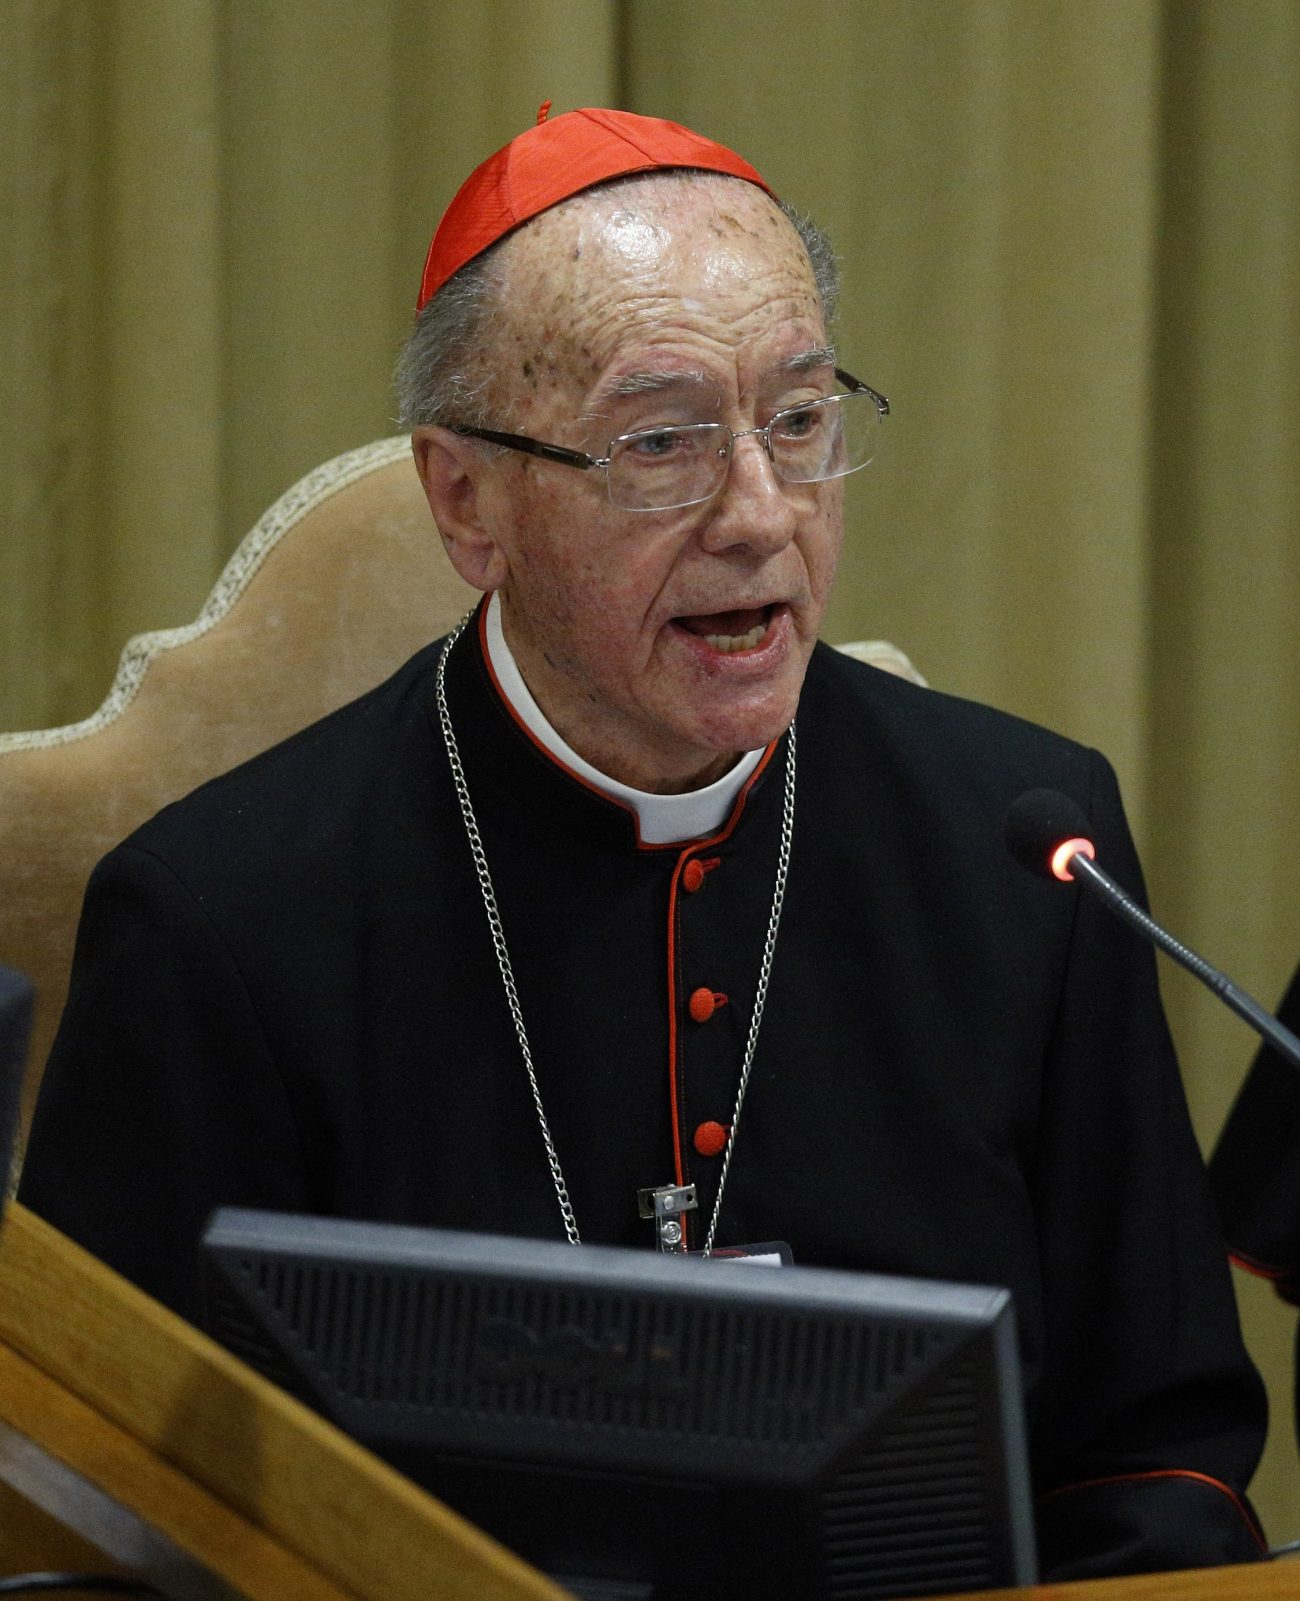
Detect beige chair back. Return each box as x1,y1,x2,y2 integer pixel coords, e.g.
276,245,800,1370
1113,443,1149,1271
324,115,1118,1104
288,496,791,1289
0,438,477,1164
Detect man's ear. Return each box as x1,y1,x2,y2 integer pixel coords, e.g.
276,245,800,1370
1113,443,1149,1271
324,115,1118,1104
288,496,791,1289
411,427,511,592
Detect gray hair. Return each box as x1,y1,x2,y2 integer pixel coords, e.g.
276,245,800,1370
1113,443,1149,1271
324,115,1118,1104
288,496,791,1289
393,180,840,432
393,252,504,431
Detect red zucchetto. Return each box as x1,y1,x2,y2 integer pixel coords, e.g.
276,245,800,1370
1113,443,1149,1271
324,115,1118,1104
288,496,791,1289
416,105,773,311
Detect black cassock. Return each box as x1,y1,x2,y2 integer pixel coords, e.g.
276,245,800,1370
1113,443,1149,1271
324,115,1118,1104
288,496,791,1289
22,606,1268,1576
1211,961,1300,1441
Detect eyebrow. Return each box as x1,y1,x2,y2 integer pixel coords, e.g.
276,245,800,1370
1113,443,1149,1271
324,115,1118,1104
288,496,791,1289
782,344,838,374
597,345,839,403
602,369,714,399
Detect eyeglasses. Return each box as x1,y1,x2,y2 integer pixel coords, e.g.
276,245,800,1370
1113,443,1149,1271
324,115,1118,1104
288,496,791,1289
447,368,889,512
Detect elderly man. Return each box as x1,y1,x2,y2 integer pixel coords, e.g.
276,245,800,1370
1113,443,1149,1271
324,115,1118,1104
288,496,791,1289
21,109,1266,1578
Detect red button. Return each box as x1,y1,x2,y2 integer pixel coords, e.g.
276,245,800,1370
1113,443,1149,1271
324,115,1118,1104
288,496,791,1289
694,1121,729,1157
682,860,705,893
688,987,727,1023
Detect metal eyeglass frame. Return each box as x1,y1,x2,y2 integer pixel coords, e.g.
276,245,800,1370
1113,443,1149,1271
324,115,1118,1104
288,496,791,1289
444,368,889,511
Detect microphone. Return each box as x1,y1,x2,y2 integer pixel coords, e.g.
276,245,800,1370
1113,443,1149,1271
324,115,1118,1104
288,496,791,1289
1005,788,1300,1073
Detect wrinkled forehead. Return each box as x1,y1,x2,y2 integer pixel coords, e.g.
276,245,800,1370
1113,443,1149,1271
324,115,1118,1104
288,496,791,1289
490,174,823,408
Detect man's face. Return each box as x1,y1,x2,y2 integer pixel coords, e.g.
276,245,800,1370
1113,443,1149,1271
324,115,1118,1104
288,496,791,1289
465,176,843,792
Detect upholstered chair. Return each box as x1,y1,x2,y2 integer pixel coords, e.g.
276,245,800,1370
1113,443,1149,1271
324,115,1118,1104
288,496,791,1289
0,440,475,1171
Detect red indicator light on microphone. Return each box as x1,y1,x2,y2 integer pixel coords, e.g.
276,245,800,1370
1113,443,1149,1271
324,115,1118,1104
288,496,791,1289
1051,837,1096,882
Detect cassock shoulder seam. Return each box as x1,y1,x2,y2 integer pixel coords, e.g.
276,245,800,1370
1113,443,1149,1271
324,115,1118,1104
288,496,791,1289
807,640,1096,763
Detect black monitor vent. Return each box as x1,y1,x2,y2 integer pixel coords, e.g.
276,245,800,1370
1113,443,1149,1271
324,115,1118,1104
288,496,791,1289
230,1256,962,1463
818,1357,995,1597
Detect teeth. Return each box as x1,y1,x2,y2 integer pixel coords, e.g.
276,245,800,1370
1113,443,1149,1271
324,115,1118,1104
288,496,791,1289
703,622,766,654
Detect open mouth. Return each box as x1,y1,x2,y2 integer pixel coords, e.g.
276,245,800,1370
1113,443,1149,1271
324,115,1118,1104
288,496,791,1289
674,605,774,654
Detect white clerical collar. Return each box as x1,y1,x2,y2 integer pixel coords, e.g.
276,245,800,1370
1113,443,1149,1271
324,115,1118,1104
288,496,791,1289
484,592,764,845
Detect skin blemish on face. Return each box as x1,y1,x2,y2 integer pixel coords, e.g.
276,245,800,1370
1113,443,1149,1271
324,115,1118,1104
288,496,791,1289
604,209,671,271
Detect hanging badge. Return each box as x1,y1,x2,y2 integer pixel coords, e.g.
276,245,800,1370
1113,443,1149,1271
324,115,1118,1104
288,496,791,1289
692,1240,793,1266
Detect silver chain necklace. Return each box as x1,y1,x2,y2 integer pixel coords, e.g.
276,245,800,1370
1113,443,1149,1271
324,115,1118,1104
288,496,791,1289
434,618,796,1255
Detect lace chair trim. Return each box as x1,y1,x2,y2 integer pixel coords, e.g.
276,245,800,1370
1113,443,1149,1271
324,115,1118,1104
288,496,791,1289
1,437,412,754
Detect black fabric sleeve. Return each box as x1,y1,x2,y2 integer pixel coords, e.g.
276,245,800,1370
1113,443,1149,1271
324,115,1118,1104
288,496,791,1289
18,844,310,1325
1210,961,1300,1303
1028,750,1268,1577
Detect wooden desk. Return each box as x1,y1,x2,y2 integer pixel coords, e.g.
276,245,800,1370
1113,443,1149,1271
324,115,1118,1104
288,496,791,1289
0,1201,566,1601
946,1556,1298,1601
1,1200,1291,1601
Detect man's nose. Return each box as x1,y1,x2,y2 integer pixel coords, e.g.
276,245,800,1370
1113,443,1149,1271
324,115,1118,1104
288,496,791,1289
699,434,799,554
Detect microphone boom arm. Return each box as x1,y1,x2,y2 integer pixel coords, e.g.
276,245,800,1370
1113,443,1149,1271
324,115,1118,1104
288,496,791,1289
1067,851,1300,1074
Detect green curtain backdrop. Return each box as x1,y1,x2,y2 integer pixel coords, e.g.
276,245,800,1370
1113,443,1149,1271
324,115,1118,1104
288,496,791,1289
3,0,1298,1535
